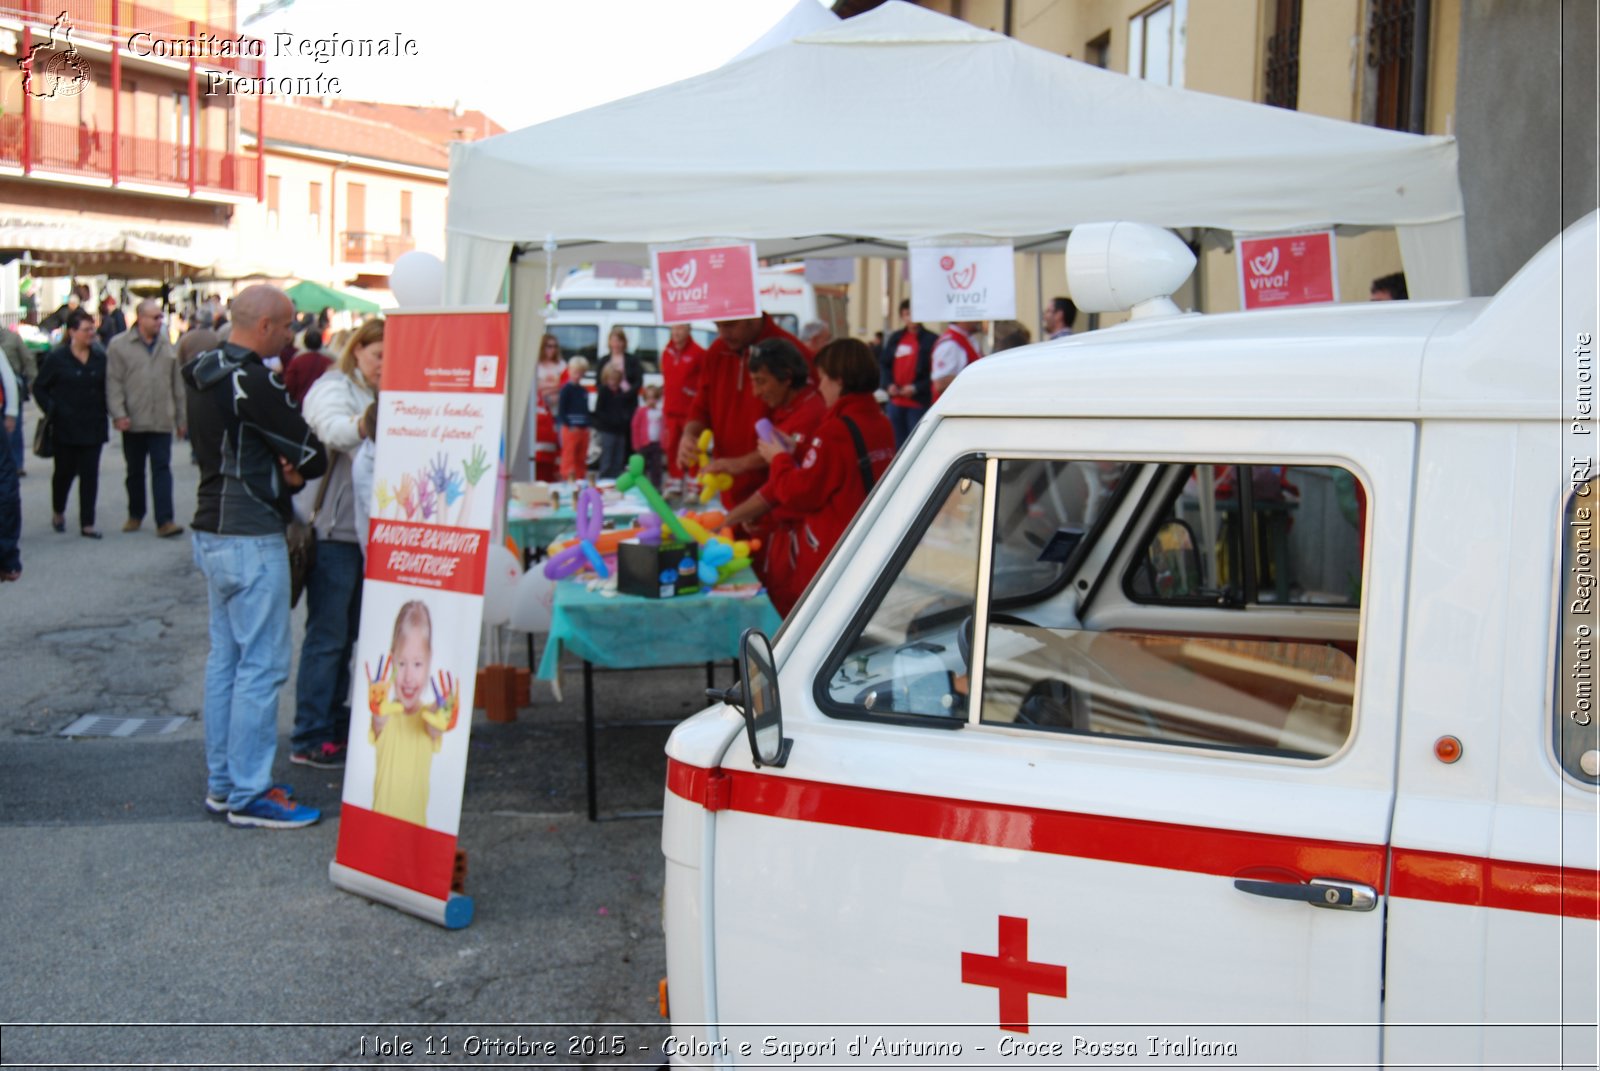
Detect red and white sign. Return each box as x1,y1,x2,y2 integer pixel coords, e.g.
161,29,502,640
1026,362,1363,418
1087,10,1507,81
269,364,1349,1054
650,241,759,323
909,241,1016,322
1237,230,1339,310
332,309,508,925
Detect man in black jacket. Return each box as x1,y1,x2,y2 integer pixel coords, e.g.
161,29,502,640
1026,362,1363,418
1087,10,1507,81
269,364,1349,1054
879,299,938,448
185,284,329,829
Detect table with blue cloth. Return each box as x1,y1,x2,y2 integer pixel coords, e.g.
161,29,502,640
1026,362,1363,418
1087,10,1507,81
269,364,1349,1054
537,580,782,819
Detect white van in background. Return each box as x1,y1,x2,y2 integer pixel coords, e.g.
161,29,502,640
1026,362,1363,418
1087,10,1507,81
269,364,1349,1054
544,264,827,383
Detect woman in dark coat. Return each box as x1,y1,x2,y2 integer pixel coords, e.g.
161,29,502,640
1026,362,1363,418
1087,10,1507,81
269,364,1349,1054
32,308,110,537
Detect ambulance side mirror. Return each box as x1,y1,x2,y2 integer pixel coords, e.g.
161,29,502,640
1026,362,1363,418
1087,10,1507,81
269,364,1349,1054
738,630,791,768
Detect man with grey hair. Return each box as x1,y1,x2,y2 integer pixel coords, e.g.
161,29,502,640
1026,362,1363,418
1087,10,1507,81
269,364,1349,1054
799,320,832,353
185,284,328,829
107,299,187,536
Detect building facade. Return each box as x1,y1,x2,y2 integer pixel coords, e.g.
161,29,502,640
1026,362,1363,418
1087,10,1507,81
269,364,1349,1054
836,0,1595,336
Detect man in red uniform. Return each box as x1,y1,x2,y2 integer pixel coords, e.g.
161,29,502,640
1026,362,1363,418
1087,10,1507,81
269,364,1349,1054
674,313,810,510
659,323,704,487
931,320,984,400
724,339,893,615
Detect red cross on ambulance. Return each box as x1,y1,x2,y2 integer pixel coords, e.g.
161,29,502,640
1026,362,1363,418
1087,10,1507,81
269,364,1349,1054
961,915,1067,1033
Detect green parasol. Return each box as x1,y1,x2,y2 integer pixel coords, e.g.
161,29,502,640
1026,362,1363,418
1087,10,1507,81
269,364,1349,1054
285,279,381,315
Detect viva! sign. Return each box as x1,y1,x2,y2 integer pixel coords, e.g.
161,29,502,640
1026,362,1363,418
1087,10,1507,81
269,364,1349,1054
651,241,760,324
1236,230,1338,310
908,240,1017,323
329,308,509,929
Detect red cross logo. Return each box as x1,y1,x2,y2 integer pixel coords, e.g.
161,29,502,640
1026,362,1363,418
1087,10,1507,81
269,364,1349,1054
961,915,1067,1033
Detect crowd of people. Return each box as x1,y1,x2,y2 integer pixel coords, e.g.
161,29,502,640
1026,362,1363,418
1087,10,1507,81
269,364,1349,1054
525,297,1086,616
1,280,375,832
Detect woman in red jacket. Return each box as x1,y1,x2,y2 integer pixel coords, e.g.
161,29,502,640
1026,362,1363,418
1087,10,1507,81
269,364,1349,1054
725,338,894,615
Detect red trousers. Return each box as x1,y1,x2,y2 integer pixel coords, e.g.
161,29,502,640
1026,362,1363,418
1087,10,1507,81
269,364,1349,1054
559,427,590,482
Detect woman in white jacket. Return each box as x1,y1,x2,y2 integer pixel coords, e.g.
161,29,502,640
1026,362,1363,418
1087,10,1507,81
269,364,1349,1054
290,317,382,769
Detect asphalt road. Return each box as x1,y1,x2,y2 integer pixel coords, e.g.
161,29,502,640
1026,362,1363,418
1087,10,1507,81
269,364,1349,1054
0,444,714,1068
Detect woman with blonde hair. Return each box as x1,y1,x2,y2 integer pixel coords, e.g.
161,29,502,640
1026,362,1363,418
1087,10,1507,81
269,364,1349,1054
291,315,384,769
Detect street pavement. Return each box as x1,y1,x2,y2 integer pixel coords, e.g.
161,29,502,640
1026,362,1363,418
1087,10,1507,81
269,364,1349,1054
0,444,715,1067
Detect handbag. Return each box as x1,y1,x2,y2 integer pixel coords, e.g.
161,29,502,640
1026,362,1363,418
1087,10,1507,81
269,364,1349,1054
31,410,53,460
288,452,338,608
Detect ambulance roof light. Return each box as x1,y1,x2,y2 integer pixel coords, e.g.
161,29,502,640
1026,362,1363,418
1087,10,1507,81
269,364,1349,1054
1066,222,1196,321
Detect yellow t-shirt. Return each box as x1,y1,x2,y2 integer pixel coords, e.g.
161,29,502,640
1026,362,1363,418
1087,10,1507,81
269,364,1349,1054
369,701,449,825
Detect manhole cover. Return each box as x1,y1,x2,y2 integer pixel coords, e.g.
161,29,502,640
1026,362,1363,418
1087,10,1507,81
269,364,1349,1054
58,715,187,738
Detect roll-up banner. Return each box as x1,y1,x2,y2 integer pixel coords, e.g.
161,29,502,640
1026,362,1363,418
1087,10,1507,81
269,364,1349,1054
330,307,509,930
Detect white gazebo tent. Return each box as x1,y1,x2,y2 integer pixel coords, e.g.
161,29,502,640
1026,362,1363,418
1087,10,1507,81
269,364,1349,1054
446,0,1468,455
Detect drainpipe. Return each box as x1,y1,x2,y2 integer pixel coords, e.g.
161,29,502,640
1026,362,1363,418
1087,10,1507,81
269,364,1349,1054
111,4,120,185
20,22,31,176
328,158,347,277
187,22,198,195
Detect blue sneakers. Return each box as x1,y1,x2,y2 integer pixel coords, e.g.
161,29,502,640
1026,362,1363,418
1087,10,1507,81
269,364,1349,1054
205,783,295,816
227,786,321,829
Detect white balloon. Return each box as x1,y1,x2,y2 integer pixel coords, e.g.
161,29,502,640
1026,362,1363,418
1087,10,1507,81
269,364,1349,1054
480,545,522,626
509,566,557,633
390,251,445,308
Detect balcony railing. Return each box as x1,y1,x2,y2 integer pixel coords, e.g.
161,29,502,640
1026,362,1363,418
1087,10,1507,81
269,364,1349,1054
0,116,259,197
342,231,415,264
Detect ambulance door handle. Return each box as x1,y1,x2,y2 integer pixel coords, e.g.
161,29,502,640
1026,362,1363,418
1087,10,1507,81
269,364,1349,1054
1233,877,1377,911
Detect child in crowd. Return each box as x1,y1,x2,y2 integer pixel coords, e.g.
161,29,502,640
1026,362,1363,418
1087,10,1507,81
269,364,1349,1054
366,600,459,826
591,362,632,479
555,356,591,484
630,383,665,489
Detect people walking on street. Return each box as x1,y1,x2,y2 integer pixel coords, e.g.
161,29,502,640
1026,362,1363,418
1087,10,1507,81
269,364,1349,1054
106,299,187,537
33,309,109,538
291,317,383,771
2,322,35,477
185,284,328,829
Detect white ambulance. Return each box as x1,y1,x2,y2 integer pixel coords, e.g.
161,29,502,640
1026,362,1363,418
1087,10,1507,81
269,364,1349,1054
660,215,1599,1067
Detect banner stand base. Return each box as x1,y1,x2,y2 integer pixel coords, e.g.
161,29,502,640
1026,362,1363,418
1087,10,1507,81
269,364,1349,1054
329,861,475,930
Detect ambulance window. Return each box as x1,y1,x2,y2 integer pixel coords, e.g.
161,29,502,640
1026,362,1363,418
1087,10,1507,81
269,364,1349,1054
1126,464,1364,607
991,459,1134,603
1557,479,1599,785
977,459,1360,759
818,462,985,723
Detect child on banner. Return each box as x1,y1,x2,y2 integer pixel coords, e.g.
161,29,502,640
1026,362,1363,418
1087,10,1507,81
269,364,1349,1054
366,600,460,826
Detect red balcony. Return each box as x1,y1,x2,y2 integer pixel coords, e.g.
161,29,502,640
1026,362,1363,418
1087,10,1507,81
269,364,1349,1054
0,116,258,197
342,231,416,264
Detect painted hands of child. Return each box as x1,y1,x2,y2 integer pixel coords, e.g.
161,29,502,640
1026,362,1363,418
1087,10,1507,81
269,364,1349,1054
374,478,393,514
397,473,418,520
442,472,465,507
461,445,490,487
417,479,438,521
426,452,452,495
365,655,392,715
431,671,461,731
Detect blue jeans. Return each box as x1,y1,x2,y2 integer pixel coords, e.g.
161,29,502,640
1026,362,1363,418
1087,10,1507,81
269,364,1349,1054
0,428,19,574
121,430,174,525
292,538,364,753
192,531,292,810
7,389,22,472
889,403,926,448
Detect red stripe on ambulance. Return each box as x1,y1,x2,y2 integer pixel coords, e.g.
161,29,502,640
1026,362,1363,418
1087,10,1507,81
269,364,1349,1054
667,758,1598,919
